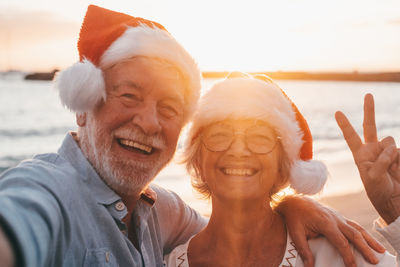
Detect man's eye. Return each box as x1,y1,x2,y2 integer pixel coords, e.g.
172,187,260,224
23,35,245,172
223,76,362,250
118,93,141,107
121,93,139,100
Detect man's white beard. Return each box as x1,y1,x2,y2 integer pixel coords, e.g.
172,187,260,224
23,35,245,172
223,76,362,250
80,114,171,196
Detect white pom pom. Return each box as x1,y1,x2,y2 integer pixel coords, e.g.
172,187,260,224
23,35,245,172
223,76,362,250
53,59,106,112
290,160,328,195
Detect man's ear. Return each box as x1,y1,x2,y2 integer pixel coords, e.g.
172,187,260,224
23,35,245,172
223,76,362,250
76,112,87,127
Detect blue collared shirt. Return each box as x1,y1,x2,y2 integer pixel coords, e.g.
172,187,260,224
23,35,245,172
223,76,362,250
0,133,206,267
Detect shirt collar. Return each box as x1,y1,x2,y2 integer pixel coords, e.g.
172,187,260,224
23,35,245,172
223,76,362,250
140,186,157,206
58,132,121,205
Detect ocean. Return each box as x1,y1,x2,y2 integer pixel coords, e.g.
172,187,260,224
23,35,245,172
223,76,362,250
1,77,400,211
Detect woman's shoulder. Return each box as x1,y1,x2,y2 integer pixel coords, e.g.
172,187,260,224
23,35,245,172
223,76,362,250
163,236,193,267
303,236,396,267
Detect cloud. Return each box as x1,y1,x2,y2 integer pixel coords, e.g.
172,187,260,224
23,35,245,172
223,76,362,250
388,18,400,25
0,8,80,47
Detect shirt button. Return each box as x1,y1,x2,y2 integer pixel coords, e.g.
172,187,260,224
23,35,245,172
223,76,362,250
115,201,125,211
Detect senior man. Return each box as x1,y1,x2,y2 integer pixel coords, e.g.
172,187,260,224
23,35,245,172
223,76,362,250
0,5,384,267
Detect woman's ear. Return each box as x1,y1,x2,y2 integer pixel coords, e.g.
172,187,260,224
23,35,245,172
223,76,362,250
76,112,87,127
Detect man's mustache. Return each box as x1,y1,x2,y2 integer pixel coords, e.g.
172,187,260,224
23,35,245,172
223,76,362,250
114,126,167,150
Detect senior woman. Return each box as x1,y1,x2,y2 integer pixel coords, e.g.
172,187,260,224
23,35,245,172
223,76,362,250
164,74,397,266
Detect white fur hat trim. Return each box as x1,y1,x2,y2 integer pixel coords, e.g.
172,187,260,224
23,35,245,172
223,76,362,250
54,59,105,112
290,160,328,195
185,77,328,195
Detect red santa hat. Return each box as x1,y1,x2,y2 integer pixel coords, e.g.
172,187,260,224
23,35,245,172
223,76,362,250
185,73,328,195
54,5,201,122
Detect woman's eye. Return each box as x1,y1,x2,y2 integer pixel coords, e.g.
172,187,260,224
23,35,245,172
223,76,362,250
207,131,231,140
249,134,271,141
211,133,229,140
158,106,179,118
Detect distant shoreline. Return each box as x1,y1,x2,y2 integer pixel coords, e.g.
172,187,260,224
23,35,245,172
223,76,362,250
1,70,400,82
203,71,400,82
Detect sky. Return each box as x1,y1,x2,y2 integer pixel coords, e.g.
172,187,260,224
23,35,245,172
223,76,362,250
0,0,399,72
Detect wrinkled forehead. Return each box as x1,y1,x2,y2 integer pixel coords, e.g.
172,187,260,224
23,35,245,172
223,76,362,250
106,56,185,81
104,56,186,97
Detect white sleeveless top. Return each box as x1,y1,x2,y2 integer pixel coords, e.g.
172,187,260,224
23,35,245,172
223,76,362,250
163,232,298,267
164,231,397,267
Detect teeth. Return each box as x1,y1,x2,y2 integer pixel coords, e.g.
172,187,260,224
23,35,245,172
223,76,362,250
223,168,255,176
120,139,152,153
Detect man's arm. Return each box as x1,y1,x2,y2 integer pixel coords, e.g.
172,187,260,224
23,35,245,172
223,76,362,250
151,185,207,254
0,226,14,267
0,163,69,267
276,195,385,267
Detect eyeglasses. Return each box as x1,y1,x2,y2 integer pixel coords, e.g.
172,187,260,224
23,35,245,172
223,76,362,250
201,122,280,154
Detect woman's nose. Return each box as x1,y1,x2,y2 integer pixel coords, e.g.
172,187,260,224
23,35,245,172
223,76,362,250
226,135,252,156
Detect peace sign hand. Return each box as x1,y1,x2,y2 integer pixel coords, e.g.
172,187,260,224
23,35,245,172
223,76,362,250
335,93,400,224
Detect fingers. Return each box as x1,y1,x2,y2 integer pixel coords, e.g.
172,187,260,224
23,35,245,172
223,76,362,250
363,94,378,143
275,196,316,266
380,137,398,178
389,149,400,182
346,220,385,253
321,224,357,267
380,136,396,150
338,220,380,264
335,111,363,153
368,145,397,181
307,207,357,267
397,148,400,166
389,162,398,177
286,223,315,267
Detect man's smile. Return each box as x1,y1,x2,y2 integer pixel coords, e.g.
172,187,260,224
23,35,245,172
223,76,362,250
118,138,154,155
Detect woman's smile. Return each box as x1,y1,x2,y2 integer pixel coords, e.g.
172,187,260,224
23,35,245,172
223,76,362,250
219,167,258,177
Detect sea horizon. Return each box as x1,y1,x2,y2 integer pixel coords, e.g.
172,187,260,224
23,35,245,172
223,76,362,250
2,69,400,83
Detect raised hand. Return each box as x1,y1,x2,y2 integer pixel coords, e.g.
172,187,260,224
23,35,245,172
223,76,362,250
335,93,400,224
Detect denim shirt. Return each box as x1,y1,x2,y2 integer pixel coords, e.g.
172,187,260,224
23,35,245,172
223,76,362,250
0,133,206,267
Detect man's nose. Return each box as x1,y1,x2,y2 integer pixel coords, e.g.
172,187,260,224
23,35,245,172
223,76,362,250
131,102,162,135
226,135,252,156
